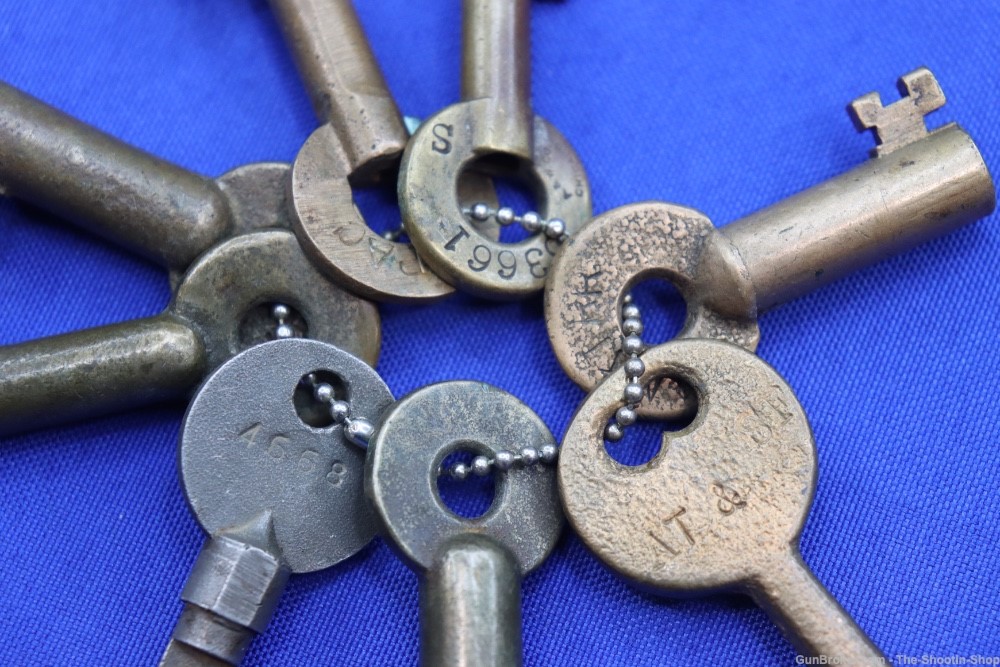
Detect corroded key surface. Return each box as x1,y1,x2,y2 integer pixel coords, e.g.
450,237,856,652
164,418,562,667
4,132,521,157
545,67,995,418
0,230,380,436
399,0,591,299
0,82,289,284
366,382,563,667
161,338,393,666
559,339,886,664
274,0,498,302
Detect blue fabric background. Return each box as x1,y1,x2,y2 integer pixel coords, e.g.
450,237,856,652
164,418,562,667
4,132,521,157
2,1,998,665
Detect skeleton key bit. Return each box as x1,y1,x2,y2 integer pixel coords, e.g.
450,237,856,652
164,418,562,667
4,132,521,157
559,339,886,664
161,338,393,665
366,382,563,666
0,82,288,283
273,0,498,302
546,67,995,418
0,229,380,436
398,0,591,299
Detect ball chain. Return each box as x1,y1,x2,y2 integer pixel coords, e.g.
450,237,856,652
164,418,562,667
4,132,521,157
604,294,646,442
300,373,376,449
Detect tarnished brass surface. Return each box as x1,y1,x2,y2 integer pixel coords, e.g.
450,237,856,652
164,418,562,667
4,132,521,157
289,124,498,302
399,0,591,299
0,81,289,274
545,202,758,417
558,339,885,664
366,381,562,666
275,0,499,302
0,230,380,436
545,69,995,418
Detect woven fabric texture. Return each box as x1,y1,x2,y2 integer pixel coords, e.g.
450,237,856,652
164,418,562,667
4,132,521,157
1,1,998,665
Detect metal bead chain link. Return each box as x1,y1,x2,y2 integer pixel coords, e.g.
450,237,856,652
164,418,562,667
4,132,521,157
439,443,560,480
271,304,299,340
604,294,646,442
300,373,375,449
464,203,568,242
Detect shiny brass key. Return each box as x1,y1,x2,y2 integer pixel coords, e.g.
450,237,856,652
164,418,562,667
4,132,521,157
545,68,995,418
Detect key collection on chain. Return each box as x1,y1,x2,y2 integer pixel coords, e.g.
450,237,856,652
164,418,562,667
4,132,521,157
2,1,999,665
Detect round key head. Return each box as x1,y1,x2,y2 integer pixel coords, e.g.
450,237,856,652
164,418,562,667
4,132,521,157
399,101,591,299
171,228,381,370
545,202,760,419
559,339,816,595
366,381,563,575
180,338,393,573
288,124,501,303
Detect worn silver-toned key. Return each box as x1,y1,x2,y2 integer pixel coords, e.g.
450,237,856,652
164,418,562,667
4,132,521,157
366,381,563,666
160,338,393,666
0,229,379,436
274,0,498,302
0,83,289,285
559,338,886,664
546,68,995,418
398,0,591,299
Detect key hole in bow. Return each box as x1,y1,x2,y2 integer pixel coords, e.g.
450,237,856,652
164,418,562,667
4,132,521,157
293,370,348,429
463,154,544,243
238,302,308,348
352,180,409,242
625,278,687,345
437,448,498,519
604,376,698,466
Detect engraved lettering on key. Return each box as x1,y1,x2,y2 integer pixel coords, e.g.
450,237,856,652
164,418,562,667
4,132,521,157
559,339,889,664
326,461,347,487
240,423,262,447
649,507,696,556
711,484,746,516
333,223,366,246
367,236,394,267
525,247,546,278
444,226,470,251
431,123,454,154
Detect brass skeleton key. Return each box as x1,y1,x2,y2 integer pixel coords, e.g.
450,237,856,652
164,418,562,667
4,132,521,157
545,68,995,418
273,0,499,302
399,0,591,299
559,339,886,664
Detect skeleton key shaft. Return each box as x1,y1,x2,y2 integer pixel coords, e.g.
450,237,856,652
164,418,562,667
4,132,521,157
422,534,522,666
722,120,992,311
0,83,286,272
546,68,995,418
270,0,407,183
0,230,380,437
751,550,883,662
462,0,532,156
0,316,205,434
